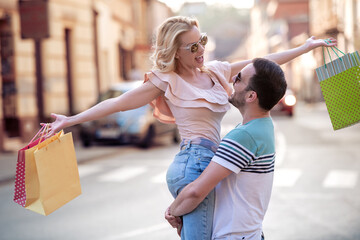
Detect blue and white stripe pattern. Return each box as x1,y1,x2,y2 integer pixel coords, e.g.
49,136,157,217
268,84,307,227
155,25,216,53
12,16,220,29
316,51,360,82
215,138,275,174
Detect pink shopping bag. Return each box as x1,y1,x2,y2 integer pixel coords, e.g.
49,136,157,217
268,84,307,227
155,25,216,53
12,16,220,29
13,126,47,207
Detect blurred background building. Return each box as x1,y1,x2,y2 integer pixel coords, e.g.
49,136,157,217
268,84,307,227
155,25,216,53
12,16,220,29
245,0,359,103
0,0,359,151
0,0,172,150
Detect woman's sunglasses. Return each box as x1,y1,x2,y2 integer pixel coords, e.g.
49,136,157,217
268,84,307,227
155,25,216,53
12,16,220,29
180,33,208,53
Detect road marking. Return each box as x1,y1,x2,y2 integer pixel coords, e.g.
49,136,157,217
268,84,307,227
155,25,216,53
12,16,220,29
273,168,302,187
78,165,102,178
323,170,358,189
104,223,169,239
98,166,147,182
151,170,167,183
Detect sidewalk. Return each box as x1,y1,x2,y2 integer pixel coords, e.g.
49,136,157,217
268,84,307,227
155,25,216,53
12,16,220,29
0,140,122,184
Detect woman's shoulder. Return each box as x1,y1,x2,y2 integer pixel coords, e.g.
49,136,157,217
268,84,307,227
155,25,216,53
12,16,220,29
146,69,172,82
205,60,231,72
145,70,176,91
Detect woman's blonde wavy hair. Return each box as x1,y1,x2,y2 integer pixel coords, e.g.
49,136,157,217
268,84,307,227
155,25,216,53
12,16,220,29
150,16,200,73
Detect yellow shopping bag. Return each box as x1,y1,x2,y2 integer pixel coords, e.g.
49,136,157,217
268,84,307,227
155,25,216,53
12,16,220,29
24,130,61,208
24,130,81,215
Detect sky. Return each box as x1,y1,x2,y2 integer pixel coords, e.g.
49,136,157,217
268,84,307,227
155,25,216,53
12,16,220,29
158,0,255,12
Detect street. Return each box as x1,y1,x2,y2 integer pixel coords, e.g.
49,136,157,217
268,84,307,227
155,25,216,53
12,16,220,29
0,103,359,240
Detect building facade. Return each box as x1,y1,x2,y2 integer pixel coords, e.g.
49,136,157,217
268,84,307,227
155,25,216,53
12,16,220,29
0,0,172,151
246,0,310,97
246,0,358,102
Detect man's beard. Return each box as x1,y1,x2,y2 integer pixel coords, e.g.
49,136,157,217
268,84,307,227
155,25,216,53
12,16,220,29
228,91,246,108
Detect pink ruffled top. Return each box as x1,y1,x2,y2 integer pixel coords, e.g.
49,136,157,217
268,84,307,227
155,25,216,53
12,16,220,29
144,61,233,144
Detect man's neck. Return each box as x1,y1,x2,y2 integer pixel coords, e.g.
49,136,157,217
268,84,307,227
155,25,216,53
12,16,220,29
241,108,270,125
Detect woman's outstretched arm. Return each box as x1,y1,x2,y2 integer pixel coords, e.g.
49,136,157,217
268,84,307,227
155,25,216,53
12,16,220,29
229,36,337,78
47,81,163,134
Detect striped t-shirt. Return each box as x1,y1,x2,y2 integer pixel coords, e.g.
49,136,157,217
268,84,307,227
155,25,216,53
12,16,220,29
211,117,275,240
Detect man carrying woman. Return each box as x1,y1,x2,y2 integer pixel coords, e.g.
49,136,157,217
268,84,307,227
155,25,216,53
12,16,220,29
47,16,336,239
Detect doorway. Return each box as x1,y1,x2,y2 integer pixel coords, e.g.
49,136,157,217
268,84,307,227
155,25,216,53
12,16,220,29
0,15,19,137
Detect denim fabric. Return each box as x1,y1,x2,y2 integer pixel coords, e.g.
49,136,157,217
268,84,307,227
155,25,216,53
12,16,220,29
180,137,218,153
167,141,216,240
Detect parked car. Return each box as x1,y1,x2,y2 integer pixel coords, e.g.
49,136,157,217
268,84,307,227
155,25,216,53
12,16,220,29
271,89,297,116
79,80,180,148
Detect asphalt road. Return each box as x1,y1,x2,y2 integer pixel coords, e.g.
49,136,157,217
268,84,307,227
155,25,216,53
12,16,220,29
0,103,359,240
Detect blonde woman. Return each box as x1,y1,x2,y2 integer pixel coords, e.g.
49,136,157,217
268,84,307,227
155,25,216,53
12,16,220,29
48,16,336,239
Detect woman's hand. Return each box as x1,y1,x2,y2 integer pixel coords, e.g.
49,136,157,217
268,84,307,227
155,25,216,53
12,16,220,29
303,36,337,52
41,113,69,136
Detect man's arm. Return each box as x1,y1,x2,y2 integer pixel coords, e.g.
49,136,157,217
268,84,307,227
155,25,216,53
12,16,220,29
169,161,232,217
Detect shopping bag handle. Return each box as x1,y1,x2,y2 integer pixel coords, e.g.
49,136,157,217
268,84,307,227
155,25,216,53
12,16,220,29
28,125,46,144
39,124,51,142
322,39,346,69
323,41,360,69
28,124,50,145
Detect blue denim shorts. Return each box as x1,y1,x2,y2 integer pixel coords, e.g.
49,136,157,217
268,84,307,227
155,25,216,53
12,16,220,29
166,138,217,240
